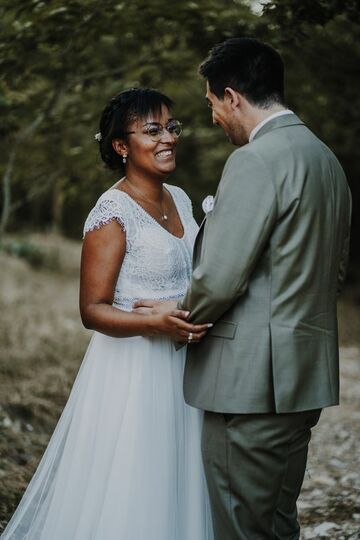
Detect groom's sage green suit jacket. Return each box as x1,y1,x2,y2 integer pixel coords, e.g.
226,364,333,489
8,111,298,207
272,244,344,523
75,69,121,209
181,114,352,413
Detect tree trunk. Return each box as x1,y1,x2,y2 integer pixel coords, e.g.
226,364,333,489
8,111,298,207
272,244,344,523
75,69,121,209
0,114,44,238
0,142,19,239
51,178,65,234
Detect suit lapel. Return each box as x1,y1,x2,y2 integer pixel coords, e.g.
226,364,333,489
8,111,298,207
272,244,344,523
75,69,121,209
192,217,207,266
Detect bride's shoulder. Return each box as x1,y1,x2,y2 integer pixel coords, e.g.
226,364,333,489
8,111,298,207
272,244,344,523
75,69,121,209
83,188,131,236
96,186,127,203
165,182,188,196
165,183,193,211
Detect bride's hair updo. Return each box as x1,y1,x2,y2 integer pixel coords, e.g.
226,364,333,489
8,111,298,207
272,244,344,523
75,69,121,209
97,87,174,172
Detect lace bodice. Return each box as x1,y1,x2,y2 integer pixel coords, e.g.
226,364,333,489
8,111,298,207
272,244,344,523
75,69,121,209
83,184,199,311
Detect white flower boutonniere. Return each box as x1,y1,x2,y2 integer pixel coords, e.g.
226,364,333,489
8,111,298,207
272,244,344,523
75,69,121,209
202,195,214,214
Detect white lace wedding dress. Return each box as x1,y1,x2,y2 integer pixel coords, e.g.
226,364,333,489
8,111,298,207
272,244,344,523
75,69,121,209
2,184,213,540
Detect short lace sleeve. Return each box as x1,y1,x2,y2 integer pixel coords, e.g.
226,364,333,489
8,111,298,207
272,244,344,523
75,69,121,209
83,192,126,236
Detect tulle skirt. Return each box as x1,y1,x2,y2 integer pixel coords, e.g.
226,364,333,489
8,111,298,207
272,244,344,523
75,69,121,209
2,332,213,539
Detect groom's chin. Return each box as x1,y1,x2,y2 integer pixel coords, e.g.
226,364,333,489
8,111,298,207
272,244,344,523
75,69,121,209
229,135,246,147
225,130,247,147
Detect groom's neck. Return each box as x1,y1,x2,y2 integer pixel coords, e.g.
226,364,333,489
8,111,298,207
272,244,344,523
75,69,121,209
246,104,287,136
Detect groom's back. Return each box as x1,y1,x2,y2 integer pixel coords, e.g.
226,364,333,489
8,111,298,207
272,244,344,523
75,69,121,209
255,122,350,410
184,118,351,414
255,122,350,325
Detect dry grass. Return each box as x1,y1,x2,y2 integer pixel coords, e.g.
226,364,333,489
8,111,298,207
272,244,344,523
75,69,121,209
337,287,360,347
0,235,90,527
0,234,359,536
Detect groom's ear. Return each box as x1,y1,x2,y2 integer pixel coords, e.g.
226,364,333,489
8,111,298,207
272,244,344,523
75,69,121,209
224,87,241,110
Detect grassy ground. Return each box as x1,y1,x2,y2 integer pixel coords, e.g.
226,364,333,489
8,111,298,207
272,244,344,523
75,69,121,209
0,235,90,527
0,234,359,538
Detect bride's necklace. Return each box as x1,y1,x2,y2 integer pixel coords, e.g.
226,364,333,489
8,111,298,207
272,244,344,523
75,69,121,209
124,178,168,221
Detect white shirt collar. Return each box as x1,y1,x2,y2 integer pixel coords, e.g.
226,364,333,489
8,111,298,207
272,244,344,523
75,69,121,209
249,109,294,142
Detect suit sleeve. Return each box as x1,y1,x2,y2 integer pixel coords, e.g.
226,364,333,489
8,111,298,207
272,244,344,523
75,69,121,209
180,148,278,324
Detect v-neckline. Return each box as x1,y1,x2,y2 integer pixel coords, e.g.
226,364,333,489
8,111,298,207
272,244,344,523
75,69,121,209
111,184,186,240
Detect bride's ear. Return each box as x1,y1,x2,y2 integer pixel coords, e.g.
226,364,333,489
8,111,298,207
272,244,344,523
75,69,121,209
112,139,127,157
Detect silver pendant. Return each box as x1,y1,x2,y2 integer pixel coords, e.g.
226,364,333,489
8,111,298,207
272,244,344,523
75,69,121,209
163,215,168,221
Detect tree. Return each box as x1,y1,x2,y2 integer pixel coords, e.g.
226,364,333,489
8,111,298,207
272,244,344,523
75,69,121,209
1,0,358,270
264,0,360,267
0,0,260,236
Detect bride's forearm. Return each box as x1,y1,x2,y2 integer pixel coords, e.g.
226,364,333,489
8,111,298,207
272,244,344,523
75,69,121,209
81,303,156,338
80,300,211,342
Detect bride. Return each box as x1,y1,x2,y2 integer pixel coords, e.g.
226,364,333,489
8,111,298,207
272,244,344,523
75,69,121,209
2,87,214,540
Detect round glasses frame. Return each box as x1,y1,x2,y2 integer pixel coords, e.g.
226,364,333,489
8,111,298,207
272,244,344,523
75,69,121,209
124,120,182,142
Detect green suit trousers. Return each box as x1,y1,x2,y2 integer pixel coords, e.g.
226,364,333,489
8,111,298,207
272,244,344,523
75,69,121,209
202,409,321,539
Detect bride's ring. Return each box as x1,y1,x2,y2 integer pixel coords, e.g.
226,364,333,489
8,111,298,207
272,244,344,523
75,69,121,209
188,332,193,343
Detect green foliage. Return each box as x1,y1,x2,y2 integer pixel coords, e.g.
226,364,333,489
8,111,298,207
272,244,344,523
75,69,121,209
0,0,358,264
0,239,47,268
263,0,360,41
264,0,360,265
0,237,63,270
0,0,259,234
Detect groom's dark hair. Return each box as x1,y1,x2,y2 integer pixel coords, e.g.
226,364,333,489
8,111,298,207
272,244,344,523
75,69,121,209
199,37,285,108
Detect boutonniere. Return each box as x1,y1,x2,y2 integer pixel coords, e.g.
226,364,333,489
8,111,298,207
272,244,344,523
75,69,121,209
202,195,214,214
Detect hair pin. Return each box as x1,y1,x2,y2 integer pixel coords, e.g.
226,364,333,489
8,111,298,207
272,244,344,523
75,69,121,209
94,132,102,142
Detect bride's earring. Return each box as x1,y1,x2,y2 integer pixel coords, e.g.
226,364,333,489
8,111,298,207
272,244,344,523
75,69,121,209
122,153,127,164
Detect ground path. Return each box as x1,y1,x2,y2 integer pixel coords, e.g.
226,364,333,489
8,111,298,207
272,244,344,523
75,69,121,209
299,347,360,539
0,241,359,537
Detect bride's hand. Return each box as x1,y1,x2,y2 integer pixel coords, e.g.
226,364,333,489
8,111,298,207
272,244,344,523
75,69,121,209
133,300,212,343
152,311,212,343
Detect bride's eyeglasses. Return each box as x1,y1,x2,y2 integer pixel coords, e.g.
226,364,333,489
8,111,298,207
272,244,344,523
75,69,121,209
125,120,182,142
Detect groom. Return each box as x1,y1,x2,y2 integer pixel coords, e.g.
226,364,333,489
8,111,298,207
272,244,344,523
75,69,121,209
177,38,351,539
135,37,351,538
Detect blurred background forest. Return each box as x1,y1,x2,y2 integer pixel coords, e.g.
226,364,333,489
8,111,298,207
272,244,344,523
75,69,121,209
1,0,360,537
0,0,359,262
